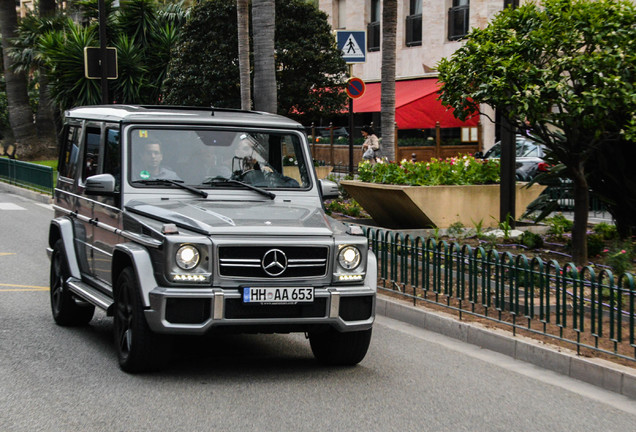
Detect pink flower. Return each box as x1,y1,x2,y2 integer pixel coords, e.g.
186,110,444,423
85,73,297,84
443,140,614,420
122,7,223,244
621,250,626,254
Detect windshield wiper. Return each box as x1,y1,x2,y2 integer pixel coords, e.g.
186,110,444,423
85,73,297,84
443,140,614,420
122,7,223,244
132,179,208,198
202,177,276,200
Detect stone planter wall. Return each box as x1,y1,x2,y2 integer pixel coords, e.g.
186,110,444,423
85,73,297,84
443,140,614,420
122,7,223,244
340,180,546,229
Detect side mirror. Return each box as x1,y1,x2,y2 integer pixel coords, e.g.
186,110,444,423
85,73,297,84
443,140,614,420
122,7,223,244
319,179,339,200
474,151,484,159
85,173,117,195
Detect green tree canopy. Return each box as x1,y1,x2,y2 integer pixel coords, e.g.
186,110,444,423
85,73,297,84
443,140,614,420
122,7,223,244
11,0,188,111
162,0,347,123
437,0,636,264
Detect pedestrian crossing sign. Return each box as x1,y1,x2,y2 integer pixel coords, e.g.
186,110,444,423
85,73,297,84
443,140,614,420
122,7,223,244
337,31,366,63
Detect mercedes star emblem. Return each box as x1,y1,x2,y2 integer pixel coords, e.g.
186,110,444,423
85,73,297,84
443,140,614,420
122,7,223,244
262,249,288,276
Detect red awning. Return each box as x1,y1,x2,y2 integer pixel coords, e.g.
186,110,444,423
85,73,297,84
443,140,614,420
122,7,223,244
352,78,479,129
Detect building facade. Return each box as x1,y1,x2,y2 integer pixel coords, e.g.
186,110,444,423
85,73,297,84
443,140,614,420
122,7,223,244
319,0,526,150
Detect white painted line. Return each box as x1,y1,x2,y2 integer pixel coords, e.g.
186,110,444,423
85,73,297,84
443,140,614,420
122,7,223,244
0,203,26,210
35,203,54,211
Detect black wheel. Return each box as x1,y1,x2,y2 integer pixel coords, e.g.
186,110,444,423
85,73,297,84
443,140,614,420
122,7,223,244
309,328,372,366
114,267,172,373
49,239,95,326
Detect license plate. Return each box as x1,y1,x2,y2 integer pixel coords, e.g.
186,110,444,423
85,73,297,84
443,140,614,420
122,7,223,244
242,287,314,304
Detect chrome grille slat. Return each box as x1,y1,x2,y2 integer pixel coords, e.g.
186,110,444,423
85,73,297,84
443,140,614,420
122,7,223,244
219,245,329,279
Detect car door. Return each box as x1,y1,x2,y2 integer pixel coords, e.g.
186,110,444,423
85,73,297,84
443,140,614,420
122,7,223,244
91,124,123,288
77,122,103,277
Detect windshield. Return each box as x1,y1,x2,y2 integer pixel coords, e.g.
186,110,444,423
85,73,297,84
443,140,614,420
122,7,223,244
128,128,310,189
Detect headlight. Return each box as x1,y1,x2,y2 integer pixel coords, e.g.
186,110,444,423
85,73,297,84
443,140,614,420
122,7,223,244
338,246,361,270
176,245,200,270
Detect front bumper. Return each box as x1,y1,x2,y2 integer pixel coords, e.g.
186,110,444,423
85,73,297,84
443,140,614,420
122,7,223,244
144,286,375,335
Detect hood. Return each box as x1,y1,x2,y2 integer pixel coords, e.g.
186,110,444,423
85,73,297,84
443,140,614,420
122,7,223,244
125,198,339,236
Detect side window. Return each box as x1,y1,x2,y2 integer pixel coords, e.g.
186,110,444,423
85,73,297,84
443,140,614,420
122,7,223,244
104,128,121,191
81,126,101,182
367,0,380,52
406,0,422,47
448,0,470,41
58,125,80,180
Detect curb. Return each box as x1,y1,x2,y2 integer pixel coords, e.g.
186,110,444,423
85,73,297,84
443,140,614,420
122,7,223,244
0,181,53,204
376,295,636,400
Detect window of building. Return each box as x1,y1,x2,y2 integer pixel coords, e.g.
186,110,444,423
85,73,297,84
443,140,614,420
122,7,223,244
448,0,469,41
368,0,381,52
406,0,422,47
335,0,346,29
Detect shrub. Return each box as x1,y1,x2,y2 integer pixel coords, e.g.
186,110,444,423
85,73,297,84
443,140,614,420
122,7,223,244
357,154,500,186
545,213,573,238
521,231,544,249
593,222,618,241
586,234,605,258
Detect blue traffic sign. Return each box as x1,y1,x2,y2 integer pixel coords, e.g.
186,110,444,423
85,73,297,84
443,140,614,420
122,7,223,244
337,31,366,63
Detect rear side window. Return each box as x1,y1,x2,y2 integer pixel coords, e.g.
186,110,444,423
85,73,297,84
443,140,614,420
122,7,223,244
104,128,121,190
58,125,80,179
81,126,101,182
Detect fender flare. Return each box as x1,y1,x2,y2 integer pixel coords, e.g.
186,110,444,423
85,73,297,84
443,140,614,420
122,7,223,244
112,243,158,308
49,218,81,279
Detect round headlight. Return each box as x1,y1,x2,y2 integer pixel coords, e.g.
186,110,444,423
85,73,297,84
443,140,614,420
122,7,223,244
176,245,200,270
338,246,361,270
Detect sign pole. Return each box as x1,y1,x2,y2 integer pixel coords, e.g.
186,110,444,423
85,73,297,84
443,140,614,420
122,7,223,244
98,0,109,104
348,65,354,176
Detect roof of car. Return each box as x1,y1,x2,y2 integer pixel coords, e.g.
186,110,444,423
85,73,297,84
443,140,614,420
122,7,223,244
65,105,304,130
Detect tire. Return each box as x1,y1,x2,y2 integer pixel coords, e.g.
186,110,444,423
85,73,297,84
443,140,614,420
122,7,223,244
49,239,95,326
309,328,372,366
114,267,172,373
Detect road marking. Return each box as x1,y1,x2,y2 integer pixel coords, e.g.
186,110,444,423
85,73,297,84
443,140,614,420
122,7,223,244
0,203,26,210
0,253,16,256
36,203,53,210
0,283,49,291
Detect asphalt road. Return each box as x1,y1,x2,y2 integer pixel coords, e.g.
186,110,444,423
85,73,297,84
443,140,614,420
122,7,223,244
1,189,635,431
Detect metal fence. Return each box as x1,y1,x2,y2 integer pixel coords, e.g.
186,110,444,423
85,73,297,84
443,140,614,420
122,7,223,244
363,227,636,363
0,158,54,195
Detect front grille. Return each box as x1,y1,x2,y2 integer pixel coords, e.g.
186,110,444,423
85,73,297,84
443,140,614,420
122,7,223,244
225,297,327,319
219,246,328,279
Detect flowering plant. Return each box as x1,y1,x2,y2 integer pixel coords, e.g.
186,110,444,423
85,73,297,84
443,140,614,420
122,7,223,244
357,154,500,186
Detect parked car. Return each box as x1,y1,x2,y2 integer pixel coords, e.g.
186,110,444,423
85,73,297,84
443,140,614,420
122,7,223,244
477,135,550,181
308,126,350,143
47,105,376,372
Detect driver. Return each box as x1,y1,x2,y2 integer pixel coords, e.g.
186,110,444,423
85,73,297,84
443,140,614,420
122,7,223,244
134,141,180,181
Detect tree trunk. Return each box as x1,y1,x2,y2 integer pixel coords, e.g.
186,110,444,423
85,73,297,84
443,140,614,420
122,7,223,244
237,0,251,110
36,0,58,152
571,163,589,267
380,0,397,161
0,0,39,158
252,0,276,113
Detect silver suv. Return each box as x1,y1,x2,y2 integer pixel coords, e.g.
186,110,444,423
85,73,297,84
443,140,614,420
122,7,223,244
47,105,376,372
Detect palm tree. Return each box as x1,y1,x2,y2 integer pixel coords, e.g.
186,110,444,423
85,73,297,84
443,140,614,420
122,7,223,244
380,0,397,162
36,0,58,146
0,0,40,159
237,0,251,110
252,0,276,113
